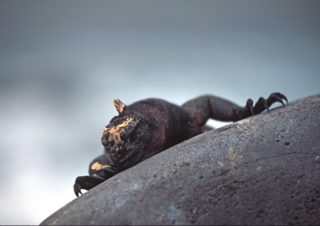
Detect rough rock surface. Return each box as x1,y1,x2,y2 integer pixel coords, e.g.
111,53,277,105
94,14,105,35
41,94,320,225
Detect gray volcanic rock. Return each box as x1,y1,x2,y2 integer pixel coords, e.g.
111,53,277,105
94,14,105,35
41,94,320,225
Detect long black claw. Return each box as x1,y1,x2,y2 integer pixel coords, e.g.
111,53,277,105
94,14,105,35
269,94,285,107
267,92,288,109
74,183,83,197
272,92,288,103
276,96,285,107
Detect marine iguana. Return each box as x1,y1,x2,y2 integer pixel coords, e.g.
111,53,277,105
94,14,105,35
74,92,288,197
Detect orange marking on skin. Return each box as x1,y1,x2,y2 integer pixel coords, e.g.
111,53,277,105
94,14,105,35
91,162,111,171
117,117,133,128
108,126,122,142
102,117,134,142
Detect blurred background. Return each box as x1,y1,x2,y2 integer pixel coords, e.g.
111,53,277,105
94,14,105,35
0,0,319,224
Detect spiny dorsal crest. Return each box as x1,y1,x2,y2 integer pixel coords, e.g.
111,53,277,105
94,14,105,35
113,99,126,114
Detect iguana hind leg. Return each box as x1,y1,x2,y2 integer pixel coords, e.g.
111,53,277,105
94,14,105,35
182,92,288,126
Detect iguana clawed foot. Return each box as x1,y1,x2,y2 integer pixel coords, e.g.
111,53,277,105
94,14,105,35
245,92,288,116
74,175,105,197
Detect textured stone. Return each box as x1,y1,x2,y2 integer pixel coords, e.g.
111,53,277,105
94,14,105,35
41,94,320,225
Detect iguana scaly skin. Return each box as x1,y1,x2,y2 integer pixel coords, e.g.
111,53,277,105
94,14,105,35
74,92,288,196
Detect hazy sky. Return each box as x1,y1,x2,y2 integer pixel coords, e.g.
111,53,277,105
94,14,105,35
0,0,319,224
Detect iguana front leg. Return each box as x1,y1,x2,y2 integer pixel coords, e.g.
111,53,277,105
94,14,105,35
74,176,105,197
182,92,288,126
74,154,118,196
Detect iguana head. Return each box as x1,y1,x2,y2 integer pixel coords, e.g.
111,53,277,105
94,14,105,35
101,100,152,167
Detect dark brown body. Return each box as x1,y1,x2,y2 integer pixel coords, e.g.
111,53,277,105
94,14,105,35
121,99,201,159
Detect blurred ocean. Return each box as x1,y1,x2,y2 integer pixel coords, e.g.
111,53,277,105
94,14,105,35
0,0,319,224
